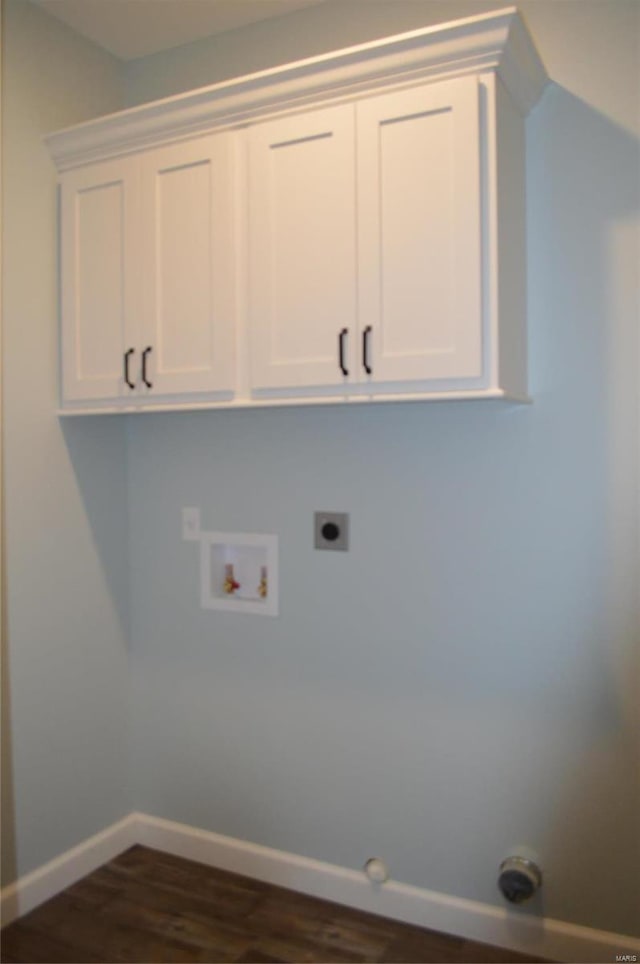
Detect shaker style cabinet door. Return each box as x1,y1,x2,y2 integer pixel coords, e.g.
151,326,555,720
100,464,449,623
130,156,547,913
248,104,358,392
60,158,140,403
357,76,484,387
138,135,236,398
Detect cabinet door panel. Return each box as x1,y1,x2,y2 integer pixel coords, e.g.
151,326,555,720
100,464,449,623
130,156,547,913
248,105,357,391
358,77,483,385
61,159,138,402
140,135,235,397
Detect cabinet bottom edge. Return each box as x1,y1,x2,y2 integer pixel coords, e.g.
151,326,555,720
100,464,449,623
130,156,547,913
57,388,531,416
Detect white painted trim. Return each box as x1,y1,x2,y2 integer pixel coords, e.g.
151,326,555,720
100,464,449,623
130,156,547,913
0,814,137,926
45,8,547,170
5,812,638,962
57,388,529,417
136,813,640,964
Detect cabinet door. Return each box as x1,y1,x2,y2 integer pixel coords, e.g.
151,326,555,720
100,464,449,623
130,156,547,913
357,77,483,386
60,158,139,402
248,105,357,392
139,135,236,398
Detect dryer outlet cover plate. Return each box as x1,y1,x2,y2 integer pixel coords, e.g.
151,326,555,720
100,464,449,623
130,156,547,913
314,512,349,551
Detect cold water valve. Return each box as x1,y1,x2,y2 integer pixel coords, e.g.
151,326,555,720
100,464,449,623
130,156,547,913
498,855,542,904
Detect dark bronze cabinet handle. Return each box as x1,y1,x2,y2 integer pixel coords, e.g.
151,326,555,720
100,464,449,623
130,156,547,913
338,328,349,377
142,346,153,389
124,348,135,389
363,326,372,375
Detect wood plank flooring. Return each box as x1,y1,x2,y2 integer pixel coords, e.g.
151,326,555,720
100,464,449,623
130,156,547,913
1,846,551,964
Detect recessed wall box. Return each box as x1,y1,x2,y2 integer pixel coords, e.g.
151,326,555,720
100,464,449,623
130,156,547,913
200,531,278,616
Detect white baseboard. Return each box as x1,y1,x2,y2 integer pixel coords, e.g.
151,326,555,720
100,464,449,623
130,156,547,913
0,813,137,927
135,813,640,964
3,811,640,964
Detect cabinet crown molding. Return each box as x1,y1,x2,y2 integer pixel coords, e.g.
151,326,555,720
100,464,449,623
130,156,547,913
45,6,547,171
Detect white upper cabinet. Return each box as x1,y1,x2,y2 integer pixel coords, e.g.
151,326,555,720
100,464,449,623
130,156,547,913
49,8,548,413
248,105,357,393
357,77,483,390
248,76,485,398
61,158,139,403
139,136,235,398
60,134,235,407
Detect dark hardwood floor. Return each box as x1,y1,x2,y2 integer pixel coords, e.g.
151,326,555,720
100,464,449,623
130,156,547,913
1,846,550,964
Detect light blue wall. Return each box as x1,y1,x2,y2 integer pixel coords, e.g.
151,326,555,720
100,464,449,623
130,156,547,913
2,0,130,882
4,0,637,940
125,0,640,937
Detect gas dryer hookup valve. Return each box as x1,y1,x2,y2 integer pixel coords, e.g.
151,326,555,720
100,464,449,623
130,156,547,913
497,856,543,904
